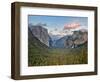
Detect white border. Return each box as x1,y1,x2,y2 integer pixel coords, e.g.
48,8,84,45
20,7,95,75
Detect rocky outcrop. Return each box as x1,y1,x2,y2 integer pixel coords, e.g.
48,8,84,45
54,29,88,48
53,36,70,48
65,30,88,48
28,27,49,50
30,25,49,46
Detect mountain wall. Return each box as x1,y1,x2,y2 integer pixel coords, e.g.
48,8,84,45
30,25,49,46
54,30,88,48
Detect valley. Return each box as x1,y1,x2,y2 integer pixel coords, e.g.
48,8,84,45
28,25,88,66
28,46,87,66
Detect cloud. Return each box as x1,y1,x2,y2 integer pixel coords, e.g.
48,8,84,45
64,22,80,30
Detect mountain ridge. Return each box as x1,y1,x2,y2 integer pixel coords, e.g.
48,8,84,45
29,24,88,49
54,29,88,48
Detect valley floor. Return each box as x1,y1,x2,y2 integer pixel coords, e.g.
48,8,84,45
28,46,88,66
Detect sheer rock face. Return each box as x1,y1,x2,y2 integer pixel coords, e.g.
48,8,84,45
54,30,88,48
65,30,88,48
72,30,88,45
31,25,49,46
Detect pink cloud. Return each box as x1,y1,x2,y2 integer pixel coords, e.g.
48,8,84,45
64,22,80,30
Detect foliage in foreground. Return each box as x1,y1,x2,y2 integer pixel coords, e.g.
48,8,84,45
28,44,88,66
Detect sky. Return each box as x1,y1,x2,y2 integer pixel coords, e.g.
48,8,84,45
28,15,88,35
